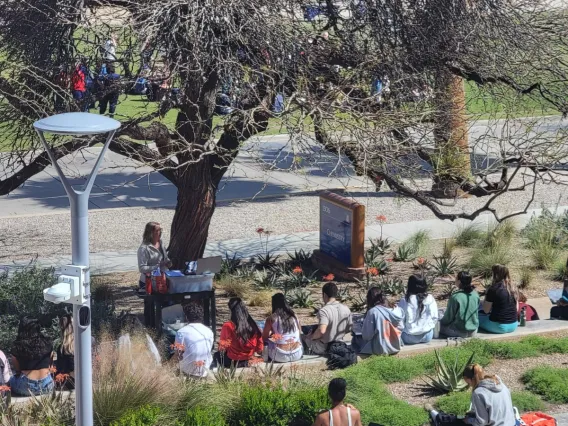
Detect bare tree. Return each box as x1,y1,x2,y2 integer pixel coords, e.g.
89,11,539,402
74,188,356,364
0,0,567,265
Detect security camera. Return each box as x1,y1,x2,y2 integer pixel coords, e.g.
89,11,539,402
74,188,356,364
43,265,88,305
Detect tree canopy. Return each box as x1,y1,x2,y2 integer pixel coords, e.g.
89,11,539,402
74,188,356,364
0,0,567,263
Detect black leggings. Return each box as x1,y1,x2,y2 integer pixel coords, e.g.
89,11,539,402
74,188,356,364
551,305,568,319
212,351,249,369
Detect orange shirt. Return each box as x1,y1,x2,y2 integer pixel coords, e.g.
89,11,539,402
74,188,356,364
219,321,263,361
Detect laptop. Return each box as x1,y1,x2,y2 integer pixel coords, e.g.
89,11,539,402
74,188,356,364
548,289,564,304
196,256,223,275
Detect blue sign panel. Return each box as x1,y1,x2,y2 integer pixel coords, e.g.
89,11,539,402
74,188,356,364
320,198,353,265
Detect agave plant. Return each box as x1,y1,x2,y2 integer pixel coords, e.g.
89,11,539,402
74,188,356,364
393,243,417,262
218,252,242,277
287,249,312,266
254,251,280,270
286,288,314,308
426,350,475,393
433,255,459,276
253,269,279,289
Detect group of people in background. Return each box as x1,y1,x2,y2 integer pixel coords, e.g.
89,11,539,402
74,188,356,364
54,35,121,117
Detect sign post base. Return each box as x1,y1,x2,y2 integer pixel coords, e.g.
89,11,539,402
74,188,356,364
311,249,366,281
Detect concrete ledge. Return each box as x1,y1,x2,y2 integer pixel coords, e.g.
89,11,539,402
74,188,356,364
10,390,74,405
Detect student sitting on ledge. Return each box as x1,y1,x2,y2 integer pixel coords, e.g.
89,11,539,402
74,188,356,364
9,317,54,396
479,265,519,334
398,275,438,345
302,283,352,356
439,271,480,338
551,259,568,320
213,298,263,368
353,287,403,356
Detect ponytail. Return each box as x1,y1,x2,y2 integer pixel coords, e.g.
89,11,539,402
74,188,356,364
463,364,498,389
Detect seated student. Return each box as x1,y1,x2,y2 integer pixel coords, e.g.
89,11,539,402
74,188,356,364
551,263,568,319
354,287,403,356
54,315,75,389
398,275,438,345
479,265,518,334
440,271,480,338
312,378,363,426
213,298,263,368
426,364,516,426
302,283,352,356
9,317,54,396
262,293,303,363
174,301,214,378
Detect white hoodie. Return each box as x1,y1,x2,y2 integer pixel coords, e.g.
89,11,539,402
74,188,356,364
398,294,438,335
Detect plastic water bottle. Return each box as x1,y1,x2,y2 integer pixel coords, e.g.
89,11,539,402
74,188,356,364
520,306,527,327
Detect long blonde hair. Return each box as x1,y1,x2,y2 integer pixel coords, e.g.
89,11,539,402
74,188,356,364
463,364,498,389
60,315,74,356
491,264,518,302
142,222,161,245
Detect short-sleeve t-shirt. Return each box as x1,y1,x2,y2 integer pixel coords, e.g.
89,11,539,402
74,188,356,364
318,301,352,344
175,323,214,377
486,282,518,324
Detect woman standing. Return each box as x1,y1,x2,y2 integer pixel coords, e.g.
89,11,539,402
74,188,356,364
213,298,263,368
479,265,518,334
55,315,75,389
262,293,303,363
439,271,480,338
137,222,171,326
9,317,54,396
398,275,438,345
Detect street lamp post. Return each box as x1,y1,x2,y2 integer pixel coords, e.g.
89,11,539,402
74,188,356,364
33,113,121,426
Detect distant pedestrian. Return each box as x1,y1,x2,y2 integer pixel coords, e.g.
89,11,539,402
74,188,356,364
71,63,87,111
103,34,118,62
99,64,121,118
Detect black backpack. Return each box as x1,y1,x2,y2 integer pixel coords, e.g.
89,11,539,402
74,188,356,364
326,342,357,370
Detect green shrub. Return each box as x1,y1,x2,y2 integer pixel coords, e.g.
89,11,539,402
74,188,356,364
523,366,568,403
435,390,471,415
511,391,546,413
551,257,568,281
0,266,68,349
435,391,544,416
484,221,516,249
454,223,484,247
406,230,431,256
339,364,428,426
518,266,534,290
468,246,512,277
349,356,426,384
229,385,328,426
530,236,561,270
181,406,227,426
110,405,161,426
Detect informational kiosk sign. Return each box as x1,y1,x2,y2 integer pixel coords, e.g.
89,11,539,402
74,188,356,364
319,192,365,268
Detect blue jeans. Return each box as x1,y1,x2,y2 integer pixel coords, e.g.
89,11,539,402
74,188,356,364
9,374,54,396
478,313,518,334
402,329,434,345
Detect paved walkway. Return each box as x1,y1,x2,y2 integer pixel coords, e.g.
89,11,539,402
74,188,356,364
1,115,566,218
11,204,567,274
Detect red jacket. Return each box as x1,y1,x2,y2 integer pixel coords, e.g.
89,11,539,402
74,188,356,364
219,321,263,361
72,68,86,92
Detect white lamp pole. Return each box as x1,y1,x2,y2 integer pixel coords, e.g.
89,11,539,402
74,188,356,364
33,113,121,426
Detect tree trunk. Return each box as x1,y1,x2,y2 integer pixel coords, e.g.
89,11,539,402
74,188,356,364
432,71,471,197
167,159,217,268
